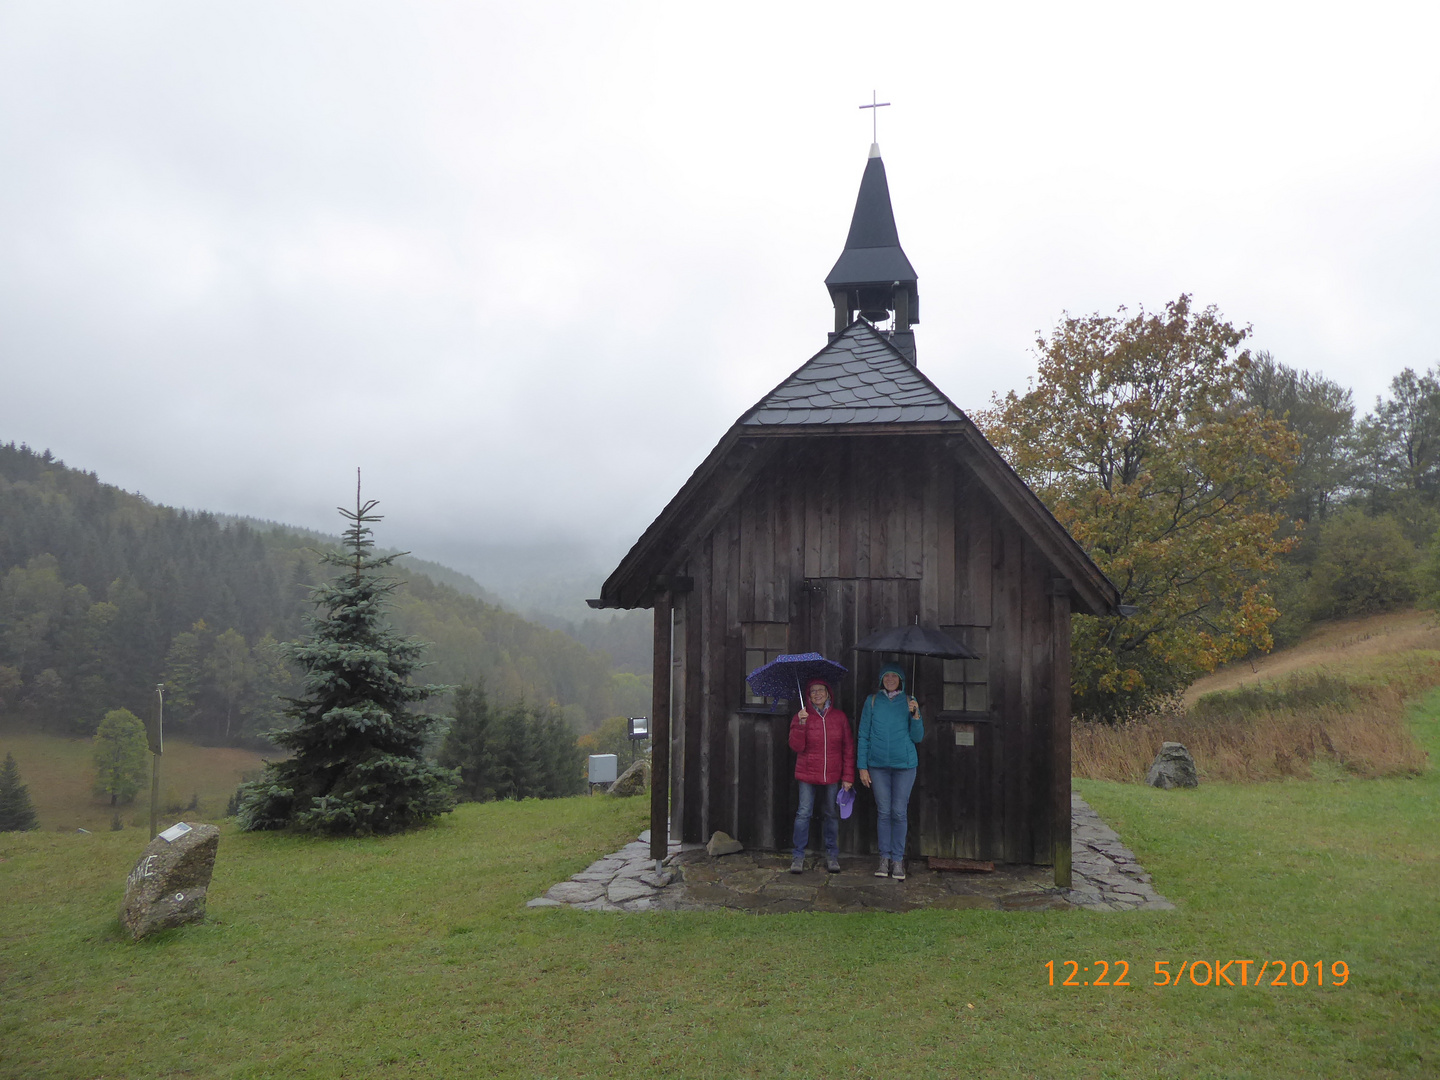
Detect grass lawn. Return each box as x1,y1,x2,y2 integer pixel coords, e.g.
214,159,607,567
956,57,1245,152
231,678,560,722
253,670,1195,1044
0,729,268,833
3,703,1437,1079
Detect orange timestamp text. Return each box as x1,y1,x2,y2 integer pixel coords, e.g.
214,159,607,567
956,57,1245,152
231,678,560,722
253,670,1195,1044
1045,960,1350,987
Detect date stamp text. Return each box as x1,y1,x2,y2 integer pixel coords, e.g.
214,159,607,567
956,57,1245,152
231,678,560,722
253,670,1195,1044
1045,960,1350,987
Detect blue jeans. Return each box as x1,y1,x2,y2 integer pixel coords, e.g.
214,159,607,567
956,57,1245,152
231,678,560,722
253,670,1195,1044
869,766,917,862
793,781,839,859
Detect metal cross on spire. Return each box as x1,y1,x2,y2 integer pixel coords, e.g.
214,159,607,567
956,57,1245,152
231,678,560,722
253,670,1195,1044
859,90,891,143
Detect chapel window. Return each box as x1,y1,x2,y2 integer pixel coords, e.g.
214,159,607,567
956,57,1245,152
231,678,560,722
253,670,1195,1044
941,626,989,714
742,622,790,707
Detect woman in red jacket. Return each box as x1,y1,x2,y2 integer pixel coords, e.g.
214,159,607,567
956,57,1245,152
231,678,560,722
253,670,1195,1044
788,678,855,874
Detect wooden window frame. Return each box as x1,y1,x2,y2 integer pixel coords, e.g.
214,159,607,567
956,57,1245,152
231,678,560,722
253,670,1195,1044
740,621,791,714
937,626,991,720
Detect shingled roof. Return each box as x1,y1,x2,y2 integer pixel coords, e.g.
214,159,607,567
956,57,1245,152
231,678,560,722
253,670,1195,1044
741,321,962,427
825,147,918,290
591,317,1120,616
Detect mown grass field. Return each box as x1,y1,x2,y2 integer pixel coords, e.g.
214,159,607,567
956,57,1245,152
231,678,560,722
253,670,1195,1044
3,694,1437,1079
0,729,268,833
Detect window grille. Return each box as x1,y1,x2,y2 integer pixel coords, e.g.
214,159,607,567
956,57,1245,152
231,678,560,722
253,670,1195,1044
941,627,989,714
742,622,789,706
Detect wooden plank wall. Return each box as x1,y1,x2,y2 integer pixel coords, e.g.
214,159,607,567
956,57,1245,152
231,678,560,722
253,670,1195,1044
673,434,1062,865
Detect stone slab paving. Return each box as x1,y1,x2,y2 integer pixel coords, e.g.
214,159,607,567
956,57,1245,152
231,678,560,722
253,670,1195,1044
1069,792,1175,911
528,797,1174,913
526,831,685,912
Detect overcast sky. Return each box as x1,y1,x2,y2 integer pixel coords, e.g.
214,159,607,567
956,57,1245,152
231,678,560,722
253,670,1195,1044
3,2,1438,590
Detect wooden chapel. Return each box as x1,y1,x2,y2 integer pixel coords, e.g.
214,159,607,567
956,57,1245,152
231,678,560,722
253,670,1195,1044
590,143,1120,885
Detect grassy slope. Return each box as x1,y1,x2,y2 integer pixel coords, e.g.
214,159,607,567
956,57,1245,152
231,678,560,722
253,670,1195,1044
1186,608,1440,703
3,699,1437,1080
0,731,268,832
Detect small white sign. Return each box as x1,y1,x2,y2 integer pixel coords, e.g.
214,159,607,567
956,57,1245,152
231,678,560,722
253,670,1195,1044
954,729,975,747
158,822,193,843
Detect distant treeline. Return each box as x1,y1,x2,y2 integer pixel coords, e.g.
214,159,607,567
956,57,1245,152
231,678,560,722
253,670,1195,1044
0,442,650,744
438,683,585,802
1244,356,1440,643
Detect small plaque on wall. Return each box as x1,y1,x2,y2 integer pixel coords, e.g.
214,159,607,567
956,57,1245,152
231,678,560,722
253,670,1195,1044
954,725,975,747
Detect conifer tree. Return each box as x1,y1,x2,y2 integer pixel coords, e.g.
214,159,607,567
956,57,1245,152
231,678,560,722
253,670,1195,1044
0,752,39,831
490,702,541,800
437,683,498,802
534,707,584,798
236,482,456,835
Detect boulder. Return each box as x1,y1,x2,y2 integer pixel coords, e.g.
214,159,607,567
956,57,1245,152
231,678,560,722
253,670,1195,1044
609,758,649,797
119,822,220,941
706,830,743,856
1145,742,1199,789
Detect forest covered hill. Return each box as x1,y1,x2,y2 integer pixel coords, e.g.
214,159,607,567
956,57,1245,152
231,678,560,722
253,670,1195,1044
0,442,650,745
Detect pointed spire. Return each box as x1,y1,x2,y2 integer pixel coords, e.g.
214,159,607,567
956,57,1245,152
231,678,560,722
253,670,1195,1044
825,146,919,361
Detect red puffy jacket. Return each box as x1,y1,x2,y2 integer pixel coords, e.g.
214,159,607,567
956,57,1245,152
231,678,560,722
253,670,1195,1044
788,682,855,786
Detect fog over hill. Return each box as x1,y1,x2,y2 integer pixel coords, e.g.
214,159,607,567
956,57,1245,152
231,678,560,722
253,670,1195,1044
219,515,653,676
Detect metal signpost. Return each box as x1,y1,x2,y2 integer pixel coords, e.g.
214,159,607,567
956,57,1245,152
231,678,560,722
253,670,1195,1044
148,684,164,840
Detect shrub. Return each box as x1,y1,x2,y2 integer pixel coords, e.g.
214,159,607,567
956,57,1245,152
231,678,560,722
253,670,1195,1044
1308,511,1418,619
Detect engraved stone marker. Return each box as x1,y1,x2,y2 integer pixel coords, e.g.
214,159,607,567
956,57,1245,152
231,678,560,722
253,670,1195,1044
119,822,220,940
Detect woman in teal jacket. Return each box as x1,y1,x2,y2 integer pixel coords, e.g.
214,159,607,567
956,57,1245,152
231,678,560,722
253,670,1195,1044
857,662,923,880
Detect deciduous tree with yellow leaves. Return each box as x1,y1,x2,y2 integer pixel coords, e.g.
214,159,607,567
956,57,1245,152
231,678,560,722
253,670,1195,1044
979,296,1299,719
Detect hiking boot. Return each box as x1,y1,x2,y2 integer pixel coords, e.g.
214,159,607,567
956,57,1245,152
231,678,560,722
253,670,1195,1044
874,857,890,878
790,855,805,874
826,854,841,874
891,859,907,881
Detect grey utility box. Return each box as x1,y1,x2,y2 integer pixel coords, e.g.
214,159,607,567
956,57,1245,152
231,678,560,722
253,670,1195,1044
588,754,619,785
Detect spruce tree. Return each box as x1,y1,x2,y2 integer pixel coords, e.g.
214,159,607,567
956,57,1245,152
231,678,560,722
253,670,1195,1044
437,683,498,802
490,702,541,800
534,708,584,798
0,752,39,831
236,484,456,835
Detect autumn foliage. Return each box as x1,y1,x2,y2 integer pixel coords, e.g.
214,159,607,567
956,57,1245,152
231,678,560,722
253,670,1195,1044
979,296,1299,718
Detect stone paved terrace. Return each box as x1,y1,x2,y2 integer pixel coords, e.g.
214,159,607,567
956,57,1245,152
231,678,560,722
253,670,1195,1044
528,793,1173,913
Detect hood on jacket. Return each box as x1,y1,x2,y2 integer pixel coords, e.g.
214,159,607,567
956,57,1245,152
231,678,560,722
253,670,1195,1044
804,678,837,708
877,663,906,692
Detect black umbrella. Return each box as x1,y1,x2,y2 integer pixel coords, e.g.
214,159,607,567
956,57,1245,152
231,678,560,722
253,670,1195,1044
853,623,978,693
854,624,978,660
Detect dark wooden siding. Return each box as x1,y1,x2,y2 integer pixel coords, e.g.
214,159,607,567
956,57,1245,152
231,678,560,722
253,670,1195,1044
673,433,1063,864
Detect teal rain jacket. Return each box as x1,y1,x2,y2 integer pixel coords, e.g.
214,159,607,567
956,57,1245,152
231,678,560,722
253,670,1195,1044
857,662,924,770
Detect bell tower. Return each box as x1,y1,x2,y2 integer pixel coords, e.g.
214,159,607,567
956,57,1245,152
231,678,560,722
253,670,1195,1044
824,143,920,363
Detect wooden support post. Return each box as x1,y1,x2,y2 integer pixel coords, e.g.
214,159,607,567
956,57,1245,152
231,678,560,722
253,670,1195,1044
1049,579,1072,888
832,291,849,334
650,590,673,865
894,287,910,332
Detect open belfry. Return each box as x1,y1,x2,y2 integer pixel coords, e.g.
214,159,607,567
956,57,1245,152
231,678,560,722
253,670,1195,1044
591,140,1120,885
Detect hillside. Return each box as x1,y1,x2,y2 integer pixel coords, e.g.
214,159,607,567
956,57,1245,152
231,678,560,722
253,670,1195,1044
1185,607,1440,702
0,441,649,743
1075,608,1436,783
